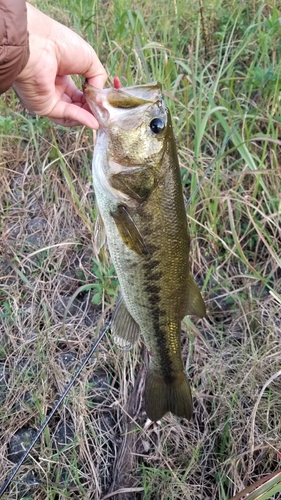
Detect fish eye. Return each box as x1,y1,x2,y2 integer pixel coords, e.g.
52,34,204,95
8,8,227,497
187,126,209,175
150,118,165,134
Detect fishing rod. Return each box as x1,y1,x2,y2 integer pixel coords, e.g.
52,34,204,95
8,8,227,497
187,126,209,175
0,321,111,498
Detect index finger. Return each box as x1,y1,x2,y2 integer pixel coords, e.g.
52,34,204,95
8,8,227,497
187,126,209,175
55,25,108,89
86,71,107,89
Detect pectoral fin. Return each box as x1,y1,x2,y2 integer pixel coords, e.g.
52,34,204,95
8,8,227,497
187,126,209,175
94,213,106,254
112,295,140,350
183,274,206,318
111,205,148,256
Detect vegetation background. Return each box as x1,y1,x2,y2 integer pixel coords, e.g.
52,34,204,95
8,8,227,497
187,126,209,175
0,0,281,498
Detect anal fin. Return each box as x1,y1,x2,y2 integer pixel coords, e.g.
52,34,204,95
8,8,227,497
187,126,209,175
111,294,140,350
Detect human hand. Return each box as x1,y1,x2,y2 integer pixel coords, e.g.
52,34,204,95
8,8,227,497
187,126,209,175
13,3,107,128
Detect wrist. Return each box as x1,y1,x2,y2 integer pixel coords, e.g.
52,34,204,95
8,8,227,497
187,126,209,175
26,3,53,38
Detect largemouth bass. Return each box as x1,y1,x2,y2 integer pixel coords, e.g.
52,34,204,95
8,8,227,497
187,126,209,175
84,80,206,421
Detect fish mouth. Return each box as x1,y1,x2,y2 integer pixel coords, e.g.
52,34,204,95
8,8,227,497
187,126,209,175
83,80,163,128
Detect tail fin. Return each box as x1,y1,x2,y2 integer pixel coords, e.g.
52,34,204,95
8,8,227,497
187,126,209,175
145,370,193,421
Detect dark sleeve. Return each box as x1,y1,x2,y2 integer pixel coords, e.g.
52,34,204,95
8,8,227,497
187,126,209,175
0,0,30,94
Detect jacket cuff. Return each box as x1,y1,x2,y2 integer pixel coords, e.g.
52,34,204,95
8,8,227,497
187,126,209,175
0,0,30,94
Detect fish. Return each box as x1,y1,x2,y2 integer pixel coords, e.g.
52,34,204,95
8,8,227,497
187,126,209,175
83,79,206,422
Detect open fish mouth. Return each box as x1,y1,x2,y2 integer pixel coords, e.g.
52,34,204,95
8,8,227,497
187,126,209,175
83,79,165,129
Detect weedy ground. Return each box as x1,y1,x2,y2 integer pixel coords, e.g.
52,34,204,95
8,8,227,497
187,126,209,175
0,0,281,499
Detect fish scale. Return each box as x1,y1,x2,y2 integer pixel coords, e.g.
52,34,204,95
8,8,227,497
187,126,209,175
84,80,206,421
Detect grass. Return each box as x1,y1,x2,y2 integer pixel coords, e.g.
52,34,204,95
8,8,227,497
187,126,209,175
0,0,281,498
